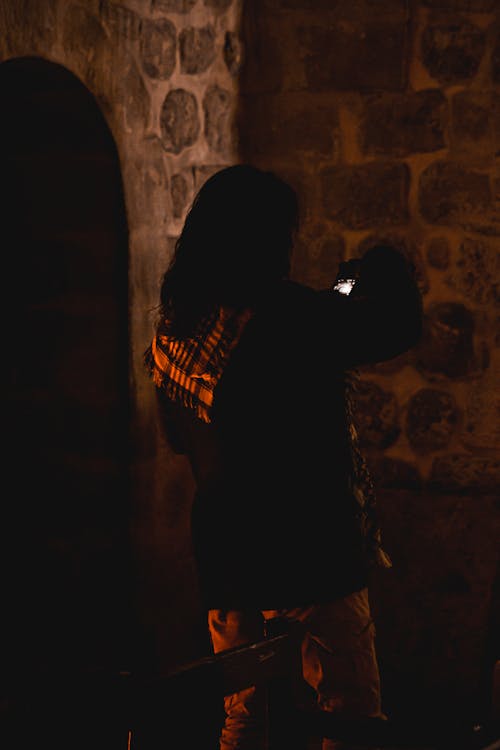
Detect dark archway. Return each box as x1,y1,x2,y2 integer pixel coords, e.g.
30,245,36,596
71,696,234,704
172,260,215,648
0,57,135,701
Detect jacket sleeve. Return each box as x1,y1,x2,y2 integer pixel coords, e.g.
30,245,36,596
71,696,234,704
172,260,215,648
318,244,423,368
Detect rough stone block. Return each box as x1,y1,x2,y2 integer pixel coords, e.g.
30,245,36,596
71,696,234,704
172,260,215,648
446,237,500,307
426,236,451,270
179,24,216,75
160,88,200,154
368,456,422,490
203,0,233,10
140,18,177,80
153,0,197,12
421,20,486,85
62,4,110,88
462,367,500,452
360,90,447,157
493,95,500,155
450,90,495,161
320,162,409,229
298,20,408,91
203,85,232,154
421,0,496,8
429,454,500,492
239,14,285,93
362,0,417,13
238,93,339,159
100,1,142,42
406,388,460,454
279,0,340,7
126,138,168,226
262,0,406,12
419,160,492,225
1,0,58,50
415,301,486,379
121,55,151,132
493,30,500,84
171,173,190,219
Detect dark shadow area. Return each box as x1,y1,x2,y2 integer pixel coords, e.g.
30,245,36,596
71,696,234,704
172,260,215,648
0,56,140,737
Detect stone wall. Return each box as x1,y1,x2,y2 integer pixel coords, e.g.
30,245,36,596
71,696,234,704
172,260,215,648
236,0,500,721
1,0,499,725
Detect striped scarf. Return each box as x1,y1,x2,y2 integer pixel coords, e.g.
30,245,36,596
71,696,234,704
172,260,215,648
144,306,253,424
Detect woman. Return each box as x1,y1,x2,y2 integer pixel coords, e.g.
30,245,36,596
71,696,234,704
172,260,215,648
144,164,422,749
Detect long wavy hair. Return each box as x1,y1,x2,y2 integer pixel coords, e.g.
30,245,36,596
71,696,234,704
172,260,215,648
158,164,299,337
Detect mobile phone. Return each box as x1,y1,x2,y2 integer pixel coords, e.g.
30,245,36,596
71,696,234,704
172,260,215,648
333,278,357,296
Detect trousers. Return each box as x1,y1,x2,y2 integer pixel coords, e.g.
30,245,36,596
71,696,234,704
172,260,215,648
208,588,384,750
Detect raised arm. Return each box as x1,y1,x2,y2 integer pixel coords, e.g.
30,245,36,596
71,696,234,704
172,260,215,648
318,244,423,368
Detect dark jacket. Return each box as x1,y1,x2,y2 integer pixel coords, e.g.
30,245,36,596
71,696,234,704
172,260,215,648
155,245,422,609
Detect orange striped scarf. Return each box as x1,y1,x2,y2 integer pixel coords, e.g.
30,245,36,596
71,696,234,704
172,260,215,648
144,307,254,424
